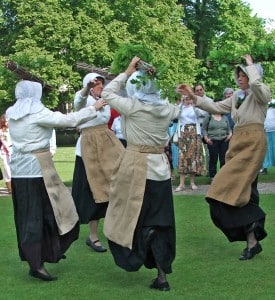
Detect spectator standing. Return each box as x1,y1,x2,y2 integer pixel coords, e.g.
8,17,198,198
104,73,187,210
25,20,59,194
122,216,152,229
194,83,212,175
174,95,205,192
260,99,275,174
202,110,232,182
169,98,181,179
0,113,12,193
223,87,235,131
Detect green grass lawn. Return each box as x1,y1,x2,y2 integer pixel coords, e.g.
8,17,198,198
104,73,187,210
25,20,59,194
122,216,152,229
0,147,275,299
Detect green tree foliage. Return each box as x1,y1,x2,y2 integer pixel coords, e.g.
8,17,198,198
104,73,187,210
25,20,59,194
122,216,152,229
0,0,197,112
0,0,273,114
107,0,198,99
179,0,221,59
178,0,275,98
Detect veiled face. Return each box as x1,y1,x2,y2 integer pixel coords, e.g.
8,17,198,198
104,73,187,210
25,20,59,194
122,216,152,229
237,71,249,90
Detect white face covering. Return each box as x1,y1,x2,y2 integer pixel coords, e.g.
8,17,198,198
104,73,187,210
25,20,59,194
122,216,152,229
6,80,44,120
125,71,165,106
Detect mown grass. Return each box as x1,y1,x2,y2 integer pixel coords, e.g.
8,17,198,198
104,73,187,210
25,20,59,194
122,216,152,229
0,147,274,300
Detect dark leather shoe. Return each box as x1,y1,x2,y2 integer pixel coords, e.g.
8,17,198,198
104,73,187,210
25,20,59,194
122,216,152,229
29,269,58,281
239,242,262,260
86,238,107,252
150,278,170,291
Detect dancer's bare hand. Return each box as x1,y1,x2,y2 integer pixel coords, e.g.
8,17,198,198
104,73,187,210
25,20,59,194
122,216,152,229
125,56,140,76
93,98,107,110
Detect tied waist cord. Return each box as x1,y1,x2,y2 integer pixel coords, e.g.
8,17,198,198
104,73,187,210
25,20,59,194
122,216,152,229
127,144,164,154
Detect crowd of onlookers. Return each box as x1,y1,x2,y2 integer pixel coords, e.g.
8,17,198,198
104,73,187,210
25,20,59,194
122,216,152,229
167,84,275,190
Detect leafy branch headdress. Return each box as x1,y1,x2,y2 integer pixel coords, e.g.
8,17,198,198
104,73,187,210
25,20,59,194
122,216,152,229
110,43,166,91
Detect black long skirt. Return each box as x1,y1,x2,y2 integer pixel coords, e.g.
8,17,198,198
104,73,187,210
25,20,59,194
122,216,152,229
108,179,176,274
11,178,79,270
206,177,267,242
72,155,108,223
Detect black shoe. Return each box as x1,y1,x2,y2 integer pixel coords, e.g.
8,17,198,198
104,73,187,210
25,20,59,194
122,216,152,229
239,242,262,260
150,278,170,291
29,269,58,282
86,238,107,252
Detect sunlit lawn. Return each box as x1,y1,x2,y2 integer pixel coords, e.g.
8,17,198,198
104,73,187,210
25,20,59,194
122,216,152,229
0,147,275,299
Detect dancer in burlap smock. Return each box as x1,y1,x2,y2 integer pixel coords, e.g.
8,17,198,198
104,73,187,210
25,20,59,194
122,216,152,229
177,54,271,261
6,80,104,281
102,56,179,291
72,73,124,253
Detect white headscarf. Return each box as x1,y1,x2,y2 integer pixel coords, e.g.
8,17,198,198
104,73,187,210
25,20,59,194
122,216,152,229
234,63,263,86
82,72,105,88
6,80,44,120
125,71,165,106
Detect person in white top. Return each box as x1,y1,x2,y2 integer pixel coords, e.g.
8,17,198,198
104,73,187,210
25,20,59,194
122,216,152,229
174,95,205,192
0,113,12,193
260,100,275,174
111,115,127,147
72,72,124,253
6,79,104,282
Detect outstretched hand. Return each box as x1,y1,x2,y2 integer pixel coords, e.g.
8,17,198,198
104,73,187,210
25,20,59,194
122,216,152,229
176,84,195,99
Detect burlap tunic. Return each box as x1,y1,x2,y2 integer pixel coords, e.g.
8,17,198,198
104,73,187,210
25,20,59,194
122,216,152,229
193,64,271,207
80,125,124,203
190,64,271,242
34,150,79,235
104,144,164,249
102,73,180,251
207,124,266,207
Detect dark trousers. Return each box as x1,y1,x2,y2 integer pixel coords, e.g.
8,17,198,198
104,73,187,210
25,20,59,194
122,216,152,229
207,139,229,178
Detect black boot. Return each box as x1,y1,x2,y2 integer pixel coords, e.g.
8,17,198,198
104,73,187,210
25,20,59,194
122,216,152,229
239,242,262,260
